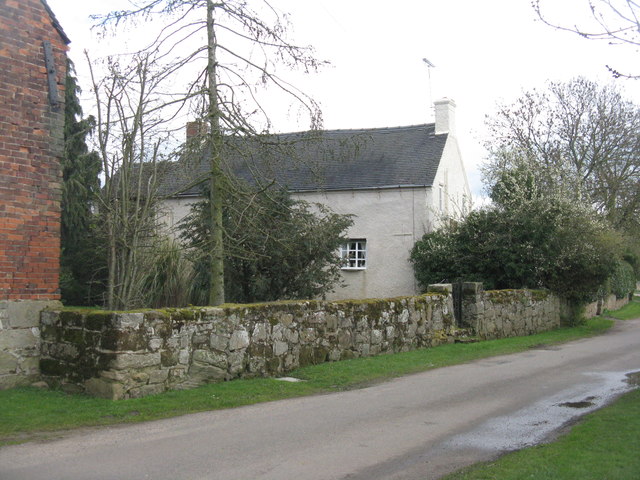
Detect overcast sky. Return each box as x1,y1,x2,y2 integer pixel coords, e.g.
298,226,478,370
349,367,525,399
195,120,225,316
46,0,640,200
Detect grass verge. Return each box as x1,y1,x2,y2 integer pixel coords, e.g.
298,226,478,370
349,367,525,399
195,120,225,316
444,387,640,480
0,317,613,446
605,298,640,320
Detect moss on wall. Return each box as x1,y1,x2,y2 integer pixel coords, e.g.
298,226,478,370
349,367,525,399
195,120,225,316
40,287,560,399
530,290,550,302
484,289,551,305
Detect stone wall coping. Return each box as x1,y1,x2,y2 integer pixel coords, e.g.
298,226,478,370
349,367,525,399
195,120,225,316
50,293,446,318
425,284,453,293
12,288,629,398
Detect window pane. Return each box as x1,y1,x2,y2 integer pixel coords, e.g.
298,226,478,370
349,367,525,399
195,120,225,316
340,239,367,269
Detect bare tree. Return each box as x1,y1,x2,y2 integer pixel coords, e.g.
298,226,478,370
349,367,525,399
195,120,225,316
95,0,324,305
533,0,640,78
88,53,170,310
483,77,640,233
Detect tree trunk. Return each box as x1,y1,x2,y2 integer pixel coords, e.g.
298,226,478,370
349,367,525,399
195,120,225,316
207,0,225,306
107,216,116,310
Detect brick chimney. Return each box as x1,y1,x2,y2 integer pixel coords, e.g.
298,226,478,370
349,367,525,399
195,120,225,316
186,120,205,140
434,98,456,136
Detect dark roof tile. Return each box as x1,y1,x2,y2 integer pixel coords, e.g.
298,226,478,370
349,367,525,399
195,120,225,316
160,123,447,197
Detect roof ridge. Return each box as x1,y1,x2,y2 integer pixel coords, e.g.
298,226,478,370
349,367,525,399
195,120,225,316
272,123,436,136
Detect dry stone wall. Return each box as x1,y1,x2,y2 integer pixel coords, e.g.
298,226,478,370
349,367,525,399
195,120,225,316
40,294,462,399
33,284,631,399
584,294,632,318
602,294,632,313
460,283,561,340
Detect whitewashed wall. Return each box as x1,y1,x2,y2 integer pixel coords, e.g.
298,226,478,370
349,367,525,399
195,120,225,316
160,196,199,233
295,187,429,300
429,134,472,226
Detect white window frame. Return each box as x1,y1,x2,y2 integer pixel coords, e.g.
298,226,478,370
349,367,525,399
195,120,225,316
340,239,367,270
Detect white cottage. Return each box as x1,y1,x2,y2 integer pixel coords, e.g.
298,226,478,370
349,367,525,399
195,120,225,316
161,98,471,300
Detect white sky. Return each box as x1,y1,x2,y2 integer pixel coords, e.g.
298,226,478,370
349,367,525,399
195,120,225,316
46,0,640,200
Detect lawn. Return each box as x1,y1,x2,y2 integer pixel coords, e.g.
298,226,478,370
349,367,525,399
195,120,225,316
605,298,640,320
0,317,613,445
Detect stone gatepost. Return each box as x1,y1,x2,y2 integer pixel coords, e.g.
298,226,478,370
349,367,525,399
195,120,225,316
459,282,484,329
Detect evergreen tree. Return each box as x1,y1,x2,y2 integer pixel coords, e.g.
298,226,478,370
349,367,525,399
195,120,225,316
179,183,352,304
60,60,105,305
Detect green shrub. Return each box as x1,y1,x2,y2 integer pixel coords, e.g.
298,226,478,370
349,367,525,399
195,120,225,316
622,240,640,280
411,196,616,305
180,185,353,304
609,260,636,299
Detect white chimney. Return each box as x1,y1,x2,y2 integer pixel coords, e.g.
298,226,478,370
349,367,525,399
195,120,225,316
434,98,456,136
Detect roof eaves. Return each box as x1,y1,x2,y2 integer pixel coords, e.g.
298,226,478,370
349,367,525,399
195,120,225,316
172,184,433,198
290,184,433,194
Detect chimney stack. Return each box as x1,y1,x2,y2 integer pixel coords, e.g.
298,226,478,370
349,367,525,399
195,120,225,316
434,98,456,136
186,120,205,140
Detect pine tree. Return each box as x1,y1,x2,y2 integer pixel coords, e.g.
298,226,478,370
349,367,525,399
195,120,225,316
60,60,105,305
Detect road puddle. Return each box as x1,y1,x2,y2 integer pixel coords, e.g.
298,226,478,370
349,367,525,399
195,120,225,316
442,370,638,453
558,396,596,408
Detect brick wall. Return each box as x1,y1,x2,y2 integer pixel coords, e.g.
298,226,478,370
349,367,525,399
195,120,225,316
0,0,68,388
0,0,68,301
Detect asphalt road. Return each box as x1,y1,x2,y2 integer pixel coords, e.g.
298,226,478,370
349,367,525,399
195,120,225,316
1,319,639,480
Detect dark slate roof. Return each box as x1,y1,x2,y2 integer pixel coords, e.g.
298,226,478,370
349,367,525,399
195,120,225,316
160,123,447,197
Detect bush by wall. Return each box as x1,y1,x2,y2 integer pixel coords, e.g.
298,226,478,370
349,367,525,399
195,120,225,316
609,260,636,299
410,196,618,307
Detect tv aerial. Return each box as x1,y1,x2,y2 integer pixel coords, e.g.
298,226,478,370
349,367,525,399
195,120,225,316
422,58,436,121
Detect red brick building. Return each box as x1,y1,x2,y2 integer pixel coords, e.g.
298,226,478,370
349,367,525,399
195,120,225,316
0,0,69,387
0,0,69,301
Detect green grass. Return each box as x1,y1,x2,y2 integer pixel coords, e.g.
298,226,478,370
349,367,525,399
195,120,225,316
605,298,640,320
0,317,613,445
445,387,640,480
